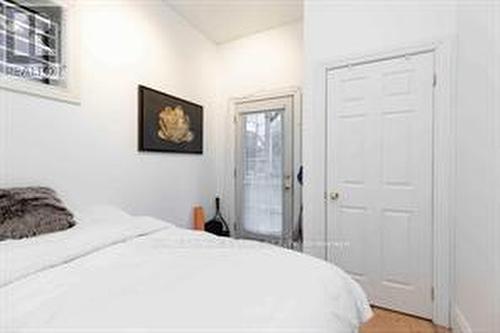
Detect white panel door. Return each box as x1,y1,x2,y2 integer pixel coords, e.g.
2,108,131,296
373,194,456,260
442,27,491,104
326,52,434,318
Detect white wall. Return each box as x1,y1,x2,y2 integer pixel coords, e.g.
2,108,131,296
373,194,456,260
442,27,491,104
304,1,500,331
453,2,500,333
0,91,6,184
0,0,218,227
0,6,302,228
495,5,500,331
302,0,457,326
215,21,303,224
302,0,457,260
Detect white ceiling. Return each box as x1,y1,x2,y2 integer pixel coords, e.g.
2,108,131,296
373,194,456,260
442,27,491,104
165,0,303,44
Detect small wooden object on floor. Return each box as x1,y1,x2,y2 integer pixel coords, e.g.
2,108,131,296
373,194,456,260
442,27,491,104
193,206,205,231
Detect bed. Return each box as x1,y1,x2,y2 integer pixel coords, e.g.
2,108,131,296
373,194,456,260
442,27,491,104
0,206,372,333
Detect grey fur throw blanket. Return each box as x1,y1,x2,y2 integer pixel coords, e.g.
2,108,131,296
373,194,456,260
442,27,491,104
0,187,75,241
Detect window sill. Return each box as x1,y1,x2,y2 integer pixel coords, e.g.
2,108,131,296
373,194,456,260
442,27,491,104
0,75,80,105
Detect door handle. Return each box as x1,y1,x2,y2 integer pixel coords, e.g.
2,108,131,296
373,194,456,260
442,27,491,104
284,175,292,191
329,192,340,201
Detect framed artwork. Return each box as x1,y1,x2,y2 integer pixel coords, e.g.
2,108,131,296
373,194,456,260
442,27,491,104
138,85,203,154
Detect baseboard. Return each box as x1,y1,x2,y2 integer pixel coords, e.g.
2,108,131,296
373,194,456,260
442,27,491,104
452,306,472,333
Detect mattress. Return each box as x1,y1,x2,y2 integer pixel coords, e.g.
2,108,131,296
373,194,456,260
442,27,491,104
0,206,372,333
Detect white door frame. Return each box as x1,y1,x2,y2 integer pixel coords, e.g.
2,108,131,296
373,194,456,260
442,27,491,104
234,97,294,246
227,87,302,246
320,39,455,327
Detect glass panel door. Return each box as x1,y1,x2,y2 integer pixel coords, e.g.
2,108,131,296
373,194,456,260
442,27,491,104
235,97,293,247
242,110,283,236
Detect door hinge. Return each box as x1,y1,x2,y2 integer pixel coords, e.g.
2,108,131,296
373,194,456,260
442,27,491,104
233,115,237,124
433,73,437,88
234,168,237,178
431,286,435,301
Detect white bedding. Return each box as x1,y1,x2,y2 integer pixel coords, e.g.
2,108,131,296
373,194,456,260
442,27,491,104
0,207,372,333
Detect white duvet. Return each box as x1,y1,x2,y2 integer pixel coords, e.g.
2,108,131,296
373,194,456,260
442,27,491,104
0,207,372,333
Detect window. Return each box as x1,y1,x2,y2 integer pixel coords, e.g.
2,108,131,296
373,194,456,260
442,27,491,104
0,0,79,103
0,0,62,86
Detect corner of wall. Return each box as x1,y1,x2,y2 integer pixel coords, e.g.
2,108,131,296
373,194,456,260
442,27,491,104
452,306,473,333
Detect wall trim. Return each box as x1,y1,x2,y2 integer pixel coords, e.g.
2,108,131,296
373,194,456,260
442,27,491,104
493,5,500,332
452,306,473,333
315,38,456,327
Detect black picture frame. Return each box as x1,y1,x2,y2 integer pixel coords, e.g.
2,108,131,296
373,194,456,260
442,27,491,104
138,85,203,154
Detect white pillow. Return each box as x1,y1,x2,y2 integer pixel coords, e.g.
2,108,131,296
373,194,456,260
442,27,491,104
74,205,174,228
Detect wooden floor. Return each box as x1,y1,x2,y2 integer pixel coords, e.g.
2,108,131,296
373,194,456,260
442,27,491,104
360,307,451,333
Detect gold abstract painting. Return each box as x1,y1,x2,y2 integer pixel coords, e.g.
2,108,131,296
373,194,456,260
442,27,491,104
139,85,203,154
157,106,194,144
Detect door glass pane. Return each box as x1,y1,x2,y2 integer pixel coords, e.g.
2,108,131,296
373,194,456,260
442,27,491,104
241,109,283,236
